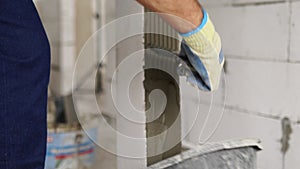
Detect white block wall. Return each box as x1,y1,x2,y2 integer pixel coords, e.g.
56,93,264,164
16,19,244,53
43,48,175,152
115,1,147,169
185,0,300,169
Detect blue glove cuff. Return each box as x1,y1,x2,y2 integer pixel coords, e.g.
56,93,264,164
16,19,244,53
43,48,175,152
180,9,208,37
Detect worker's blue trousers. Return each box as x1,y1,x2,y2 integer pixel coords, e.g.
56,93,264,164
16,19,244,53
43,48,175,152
0,0,50,168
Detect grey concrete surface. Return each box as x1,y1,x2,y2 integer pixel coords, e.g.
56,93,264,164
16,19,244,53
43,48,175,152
148,139,262,169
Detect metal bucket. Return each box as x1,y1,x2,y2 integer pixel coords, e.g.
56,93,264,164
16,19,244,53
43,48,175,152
148,139,262,169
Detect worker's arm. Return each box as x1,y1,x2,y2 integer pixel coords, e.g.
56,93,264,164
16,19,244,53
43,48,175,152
137,0,224,91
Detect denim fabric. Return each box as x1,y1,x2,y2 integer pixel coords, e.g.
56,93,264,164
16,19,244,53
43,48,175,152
0,0,50,168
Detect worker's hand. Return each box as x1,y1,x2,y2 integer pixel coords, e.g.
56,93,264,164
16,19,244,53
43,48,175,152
136,0,203,34
137,0,225,91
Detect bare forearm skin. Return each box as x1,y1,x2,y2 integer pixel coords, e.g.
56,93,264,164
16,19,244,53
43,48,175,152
136,0,203,34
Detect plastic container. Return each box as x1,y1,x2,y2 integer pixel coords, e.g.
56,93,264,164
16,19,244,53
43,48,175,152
45,125,98,169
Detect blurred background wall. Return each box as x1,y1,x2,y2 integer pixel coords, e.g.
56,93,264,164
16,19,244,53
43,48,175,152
195,0,300,169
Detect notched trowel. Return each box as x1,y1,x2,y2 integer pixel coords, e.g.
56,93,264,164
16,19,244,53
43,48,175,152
176,46,211,91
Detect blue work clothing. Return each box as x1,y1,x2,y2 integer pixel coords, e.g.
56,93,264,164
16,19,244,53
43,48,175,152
0,0,50,168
